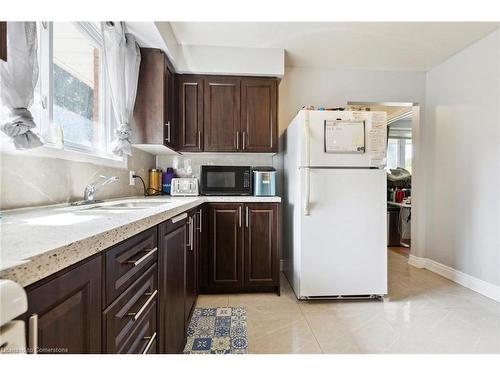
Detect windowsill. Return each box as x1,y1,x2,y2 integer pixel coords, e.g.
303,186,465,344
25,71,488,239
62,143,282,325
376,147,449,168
0,134,127,169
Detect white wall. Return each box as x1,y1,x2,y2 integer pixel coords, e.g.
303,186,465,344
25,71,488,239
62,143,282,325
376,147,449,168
423,29,500,287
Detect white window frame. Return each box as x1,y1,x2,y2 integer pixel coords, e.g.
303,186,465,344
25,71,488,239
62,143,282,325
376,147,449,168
387,137,411,170
35,22,126,168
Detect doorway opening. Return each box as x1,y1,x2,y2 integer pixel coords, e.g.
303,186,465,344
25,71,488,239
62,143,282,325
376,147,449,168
347,101,419,259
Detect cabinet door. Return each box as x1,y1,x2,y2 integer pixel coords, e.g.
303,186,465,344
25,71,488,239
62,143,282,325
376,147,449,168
204,76,241,152
163,62,176,149
0,22,6,62
184,211,197,325
208,203,244,288
158,218,187,354
132,48,165,145
177,75,204,151
25,256,102,354
197,205,209,291
241,78,278,153
243,204,280,287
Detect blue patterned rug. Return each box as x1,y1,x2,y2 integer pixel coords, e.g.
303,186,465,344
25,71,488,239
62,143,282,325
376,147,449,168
183,306,248,354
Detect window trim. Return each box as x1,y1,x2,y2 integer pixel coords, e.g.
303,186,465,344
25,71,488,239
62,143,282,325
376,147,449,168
36,22,126,168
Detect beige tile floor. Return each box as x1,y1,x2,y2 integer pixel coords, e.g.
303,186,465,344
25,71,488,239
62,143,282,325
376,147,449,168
195,250,500,354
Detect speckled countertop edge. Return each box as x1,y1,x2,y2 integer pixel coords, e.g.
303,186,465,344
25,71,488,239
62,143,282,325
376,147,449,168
0,196,281,287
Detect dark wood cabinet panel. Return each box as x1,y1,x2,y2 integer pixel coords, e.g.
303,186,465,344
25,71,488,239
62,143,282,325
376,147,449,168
204,76,241,152
103,263,158,353
158,217,187,354
198,205,209,290
25,256,102,354
104,227,157,306
177,75,204,151
244,204,280,287
184,210,197,325
0,22,6,62
241,78,278,152
208,203,244,288
132,48,176,149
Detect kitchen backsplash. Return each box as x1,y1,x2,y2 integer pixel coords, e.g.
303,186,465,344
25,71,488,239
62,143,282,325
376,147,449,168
0,147,155,210
157,153,275,178
156,153,283,196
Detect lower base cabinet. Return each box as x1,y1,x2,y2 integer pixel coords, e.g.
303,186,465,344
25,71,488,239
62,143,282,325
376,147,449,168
21,202,276,354
202,203,280,294
158,215,187,354
24,256,102,354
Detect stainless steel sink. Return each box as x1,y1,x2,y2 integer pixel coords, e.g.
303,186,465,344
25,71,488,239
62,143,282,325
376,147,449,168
81,201,166,211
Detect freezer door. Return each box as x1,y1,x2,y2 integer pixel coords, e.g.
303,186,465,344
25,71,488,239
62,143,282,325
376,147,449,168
299,168,387,297
300,110,387,168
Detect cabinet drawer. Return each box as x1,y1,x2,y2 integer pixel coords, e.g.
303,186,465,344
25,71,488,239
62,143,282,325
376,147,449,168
105,227,158,305
103,263,158,354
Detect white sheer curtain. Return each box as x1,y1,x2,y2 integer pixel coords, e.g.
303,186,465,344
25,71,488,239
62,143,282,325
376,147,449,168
0,22,43,150
101,22,141,157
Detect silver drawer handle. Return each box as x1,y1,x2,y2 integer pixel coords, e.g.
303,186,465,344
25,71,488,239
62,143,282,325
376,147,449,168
126,247,157,267
127,289,158,321
171,213,187,223
29,314,38,354
142,332,157,354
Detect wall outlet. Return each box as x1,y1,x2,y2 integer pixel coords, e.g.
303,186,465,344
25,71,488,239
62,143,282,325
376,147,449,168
129,170,135,186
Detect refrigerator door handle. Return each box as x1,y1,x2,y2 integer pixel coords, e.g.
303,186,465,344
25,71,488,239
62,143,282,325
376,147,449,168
303,167,311,216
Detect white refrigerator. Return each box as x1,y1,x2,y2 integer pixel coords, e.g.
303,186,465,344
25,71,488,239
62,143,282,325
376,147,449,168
283,110,388,299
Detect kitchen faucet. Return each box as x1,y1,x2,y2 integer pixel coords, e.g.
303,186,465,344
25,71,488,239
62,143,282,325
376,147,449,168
72,175,119,206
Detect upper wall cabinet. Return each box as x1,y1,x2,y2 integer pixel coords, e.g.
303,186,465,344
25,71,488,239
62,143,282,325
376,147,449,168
177,75,204,152
241,78,278,152
132,48,176,150
0,22,6,62
177,75,279,153
203,76,241,152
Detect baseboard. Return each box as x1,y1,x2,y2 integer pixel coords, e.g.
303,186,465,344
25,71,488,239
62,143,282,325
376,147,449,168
408,255,500,302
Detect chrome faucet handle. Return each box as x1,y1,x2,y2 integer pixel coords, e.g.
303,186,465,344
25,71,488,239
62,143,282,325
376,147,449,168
83,175,119,202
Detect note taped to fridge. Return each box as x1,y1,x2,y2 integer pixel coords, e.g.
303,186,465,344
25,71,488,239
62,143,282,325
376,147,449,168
324,120,365,153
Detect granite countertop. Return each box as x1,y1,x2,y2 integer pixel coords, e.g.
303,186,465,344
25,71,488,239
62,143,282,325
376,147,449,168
0,195,281,287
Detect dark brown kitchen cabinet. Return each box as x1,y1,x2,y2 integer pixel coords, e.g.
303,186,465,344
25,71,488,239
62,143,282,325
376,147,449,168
103,263,158,354
158,214,187,354
241,78,278,152
132,48,176,150
204,76,241,152
243,204,280,287
184,209,198,325
204,203,280,293
207,203,244,289
177,75,204,151
0,22,6,62
24,256,102,354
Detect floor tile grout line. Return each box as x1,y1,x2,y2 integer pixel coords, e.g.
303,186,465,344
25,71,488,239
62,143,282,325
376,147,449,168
297,302,325,354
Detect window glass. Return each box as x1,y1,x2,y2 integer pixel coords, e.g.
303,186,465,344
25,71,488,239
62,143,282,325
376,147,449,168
405,139,412,173
52,22,102,150
386,138,399,170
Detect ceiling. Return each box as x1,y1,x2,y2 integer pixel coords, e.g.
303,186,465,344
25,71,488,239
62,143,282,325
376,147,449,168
169,22,499,71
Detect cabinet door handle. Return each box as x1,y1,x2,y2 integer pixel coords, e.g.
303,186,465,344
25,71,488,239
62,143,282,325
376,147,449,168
189,217,194,251
238,206,242,227
127,289,158,321
165,121,171,143
186,217,192,248
197,131,201,149
242,131,246,150
197,209,202,233
246,206,249,228
236,131,240,150
142,332,157,354
28,314,38,354
126,247,157,267
171,213,187,223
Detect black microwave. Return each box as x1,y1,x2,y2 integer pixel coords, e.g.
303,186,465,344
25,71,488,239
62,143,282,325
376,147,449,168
200,166,252,196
